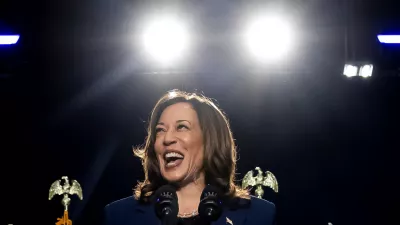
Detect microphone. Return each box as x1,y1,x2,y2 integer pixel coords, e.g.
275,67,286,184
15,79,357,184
153,185,179,225
198,185,223,222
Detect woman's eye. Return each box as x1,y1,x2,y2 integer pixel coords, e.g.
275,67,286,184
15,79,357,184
177,124,188,130
155,127,164,133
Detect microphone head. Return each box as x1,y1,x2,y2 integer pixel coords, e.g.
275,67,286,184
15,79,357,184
198,185,223,222
153,184,178,222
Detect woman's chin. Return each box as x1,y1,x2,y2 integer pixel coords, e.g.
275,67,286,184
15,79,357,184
160,169,185,182
163,175,186,184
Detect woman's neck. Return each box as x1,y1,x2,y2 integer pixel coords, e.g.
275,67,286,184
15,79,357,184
176,175,205,214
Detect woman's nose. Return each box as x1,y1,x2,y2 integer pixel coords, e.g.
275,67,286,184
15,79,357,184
163,130,177,146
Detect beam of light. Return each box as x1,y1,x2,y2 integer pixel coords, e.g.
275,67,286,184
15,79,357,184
245,15,294,62
142,17,190,65
0,35,20,45
69,137,119,221
377,35,400,44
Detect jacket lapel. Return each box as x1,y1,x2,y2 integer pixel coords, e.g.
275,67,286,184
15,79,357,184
213,197,251,225
213,208,248,225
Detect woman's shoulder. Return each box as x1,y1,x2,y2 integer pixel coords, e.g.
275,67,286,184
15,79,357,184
104,196,154,225
247,196,276,222
230,195,275,210
105,196,141,213
225,196,276,225
249,195,275,211
231,196,275,225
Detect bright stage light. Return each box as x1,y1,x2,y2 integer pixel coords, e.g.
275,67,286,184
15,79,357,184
359,64,373,78
245,16,293,62
343,64,358,77
377,35,400,44
142,17,190,65
0,35,20,45
343,63,373,78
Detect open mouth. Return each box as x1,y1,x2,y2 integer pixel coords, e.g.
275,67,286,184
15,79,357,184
164,151,184,168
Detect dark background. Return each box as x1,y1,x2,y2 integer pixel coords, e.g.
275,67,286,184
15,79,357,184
1,0,399,225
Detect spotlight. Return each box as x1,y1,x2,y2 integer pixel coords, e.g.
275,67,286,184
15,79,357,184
245,15,294,62
0,35,20,45
359,64,373,78
142,17,190,65
343,64,358,77
343,63,373,78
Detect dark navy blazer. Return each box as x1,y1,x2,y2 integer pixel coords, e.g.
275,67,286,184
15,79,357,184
104,195,276,225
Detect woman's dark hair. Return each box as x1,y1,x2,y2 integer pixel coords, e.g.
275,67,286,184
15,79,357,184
133,90,249,203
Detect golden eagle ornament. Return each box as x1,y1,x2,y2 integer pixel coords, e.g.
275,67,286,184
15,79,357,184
242,167,278,198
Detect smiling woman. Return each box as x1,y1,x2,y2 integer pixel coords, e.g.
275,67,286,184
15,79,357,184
134,90,247,207
103,90,276,225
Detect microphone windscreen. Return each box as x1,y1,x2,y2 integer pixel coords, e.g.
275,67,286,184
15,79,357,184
153,185,178,220
199,185,223,221
200,185,222,201
154,184,178,200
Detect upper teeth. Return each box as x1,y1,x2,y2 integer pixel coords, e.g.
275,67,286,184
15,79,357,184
165,152,184,159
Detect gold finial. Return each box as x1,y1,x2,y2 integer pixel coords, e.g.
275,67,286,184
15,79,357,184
242,167,278,198
49,176,83,225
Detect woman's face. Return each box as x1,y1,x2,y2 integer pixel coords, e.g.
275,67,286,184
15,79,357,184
154,102,204,183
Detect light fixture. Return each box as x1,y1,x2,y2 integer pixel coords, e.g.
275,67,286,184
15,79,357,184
343,63,373,78
142,17,190,65
377,35,400,44
343,64,358,77
359,64,373,78
244,15,294,62
0,35,20,45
